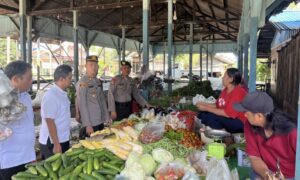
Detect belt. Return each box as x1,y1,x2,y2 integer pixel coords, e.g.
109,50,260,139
115,101,131,106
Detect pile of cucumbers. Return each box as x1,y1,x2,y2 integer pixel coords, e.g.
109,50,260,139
12,147,125,180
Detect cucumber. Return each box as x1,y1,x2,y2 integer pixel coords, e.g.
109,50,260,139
43,162,57,180
36,165,48,177
60,173,71,180
11,176,28,180
58,165,65,177
93,150,105,157
66,149,84,157
106,174,114,180
84,150,95,155
27,166,38,175
51,157,62,171
79,173,97,180
70,174,79,180
61,154,70,168
94,157,100,170
14,172,39,178
79,154,88,161
102,162,121,172
45,153,61,163
60,165,74,176
97,168,118,175
73,163,85,175
91,171,106,180
87,156,93,174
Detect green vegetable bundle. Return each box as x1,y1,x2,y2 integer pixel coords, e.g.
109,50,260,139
172,81,216,98
142,137,192,158
12,147,125,180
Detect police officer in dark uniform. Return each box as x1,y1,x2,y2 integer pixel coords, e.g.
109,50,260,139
76,55,111,138
108,60,152,121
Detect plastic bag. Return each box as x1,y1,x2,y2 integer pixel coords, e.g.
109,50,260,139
187,150,209,175
0,123,13,141
154,162,186,180
182,172,200,180
139,122,165,144
206,158,232,180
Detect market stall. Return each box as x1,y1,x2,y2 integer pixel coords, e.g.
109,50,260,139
11,107,247,180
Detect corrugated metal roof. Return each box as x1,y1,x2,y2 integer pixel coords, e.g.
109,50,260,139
271,21,300,30
270,11,300,22
269,10,300,48
271,29,300,49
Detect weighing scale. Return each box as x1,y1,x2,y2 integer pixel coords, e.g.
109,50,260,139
204,129,231,160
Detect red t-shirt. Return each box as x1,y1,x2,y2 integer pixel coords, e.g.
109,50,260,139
244,121,297,178
216,85,247,123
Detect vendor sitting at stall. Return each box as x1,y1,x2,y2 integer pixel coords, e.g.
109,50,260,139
196,68,247,133
234,92,296,180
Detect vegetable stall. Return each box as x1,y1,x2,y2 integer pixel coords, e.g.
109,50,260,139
12,106,247,180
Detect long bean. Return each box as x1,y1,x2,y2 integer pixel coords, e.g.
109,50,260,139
141,137,192,158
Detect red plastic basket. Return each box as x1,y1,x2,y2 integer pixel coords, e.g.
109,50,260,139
177,110,196,130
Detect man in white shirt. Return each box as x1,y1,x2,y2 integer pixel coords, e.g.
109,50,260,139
39,65,72,159
0,61,36,180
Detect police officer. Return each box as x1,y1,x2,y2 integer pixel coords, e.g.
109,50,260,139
76,55,111,138
108,60,152,121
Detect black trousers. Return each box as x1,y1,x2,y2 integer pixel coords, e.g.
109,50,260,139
0,163,26,180
39,138,70,160
198,112,244,133
79,123,104,140
115,101,132,121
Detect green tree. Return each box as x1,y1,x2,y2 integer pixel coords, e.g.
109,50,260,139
256,60,271,82
0,38,17,68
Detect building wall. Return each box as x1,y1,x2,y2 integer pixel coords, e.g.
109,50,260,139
271,32,300,118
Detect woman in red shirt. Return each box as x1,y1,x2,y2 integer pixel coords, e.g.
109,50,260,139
196,68,247,133
234,92,296,179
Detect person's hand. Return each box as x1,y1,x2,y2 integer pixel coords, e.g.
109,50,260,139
146,103,155,109
53,143,62,154
196,102,207,111
105,119,113,127
75,113,81,123
86,126,94,136
111,111,117,120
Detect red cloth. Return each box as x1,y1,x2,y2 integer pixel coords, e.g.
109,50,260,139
132,100,140,113
244,121,297,178
216,85,247,123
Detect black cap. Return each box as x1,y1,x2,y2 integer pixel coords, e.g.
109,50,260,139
86,55,98,62
233,91,274,114
121,60,131,68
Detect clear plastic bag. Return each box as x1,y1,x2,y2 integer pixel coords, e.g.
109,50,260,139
154,162,186,180
206,158,233,180
139,122,165,144
187,150,209,175
0,123,13,141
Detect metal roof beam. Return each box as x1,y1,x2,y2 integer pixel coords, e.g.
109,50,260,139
28,0,167,16
0,4,18,12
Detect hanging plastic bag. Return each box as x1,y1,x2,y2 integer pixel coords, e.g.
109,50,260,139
206,158,232,180
139,122,165,144
187,150,209,175
154,162,186,180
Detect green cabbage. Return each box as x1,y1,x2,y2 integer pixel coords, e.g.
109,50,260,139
139,154,157,176
152,148,174,164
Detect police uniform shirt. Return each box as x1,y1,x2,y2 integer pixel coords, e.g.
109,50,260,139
39,84,71,145
0,92,36,169
108,75,147,112
76,75,109,127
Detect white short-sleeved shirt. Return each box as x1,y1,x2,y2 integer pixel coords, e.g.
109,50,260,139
39,85,71,145
0,92,36,169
